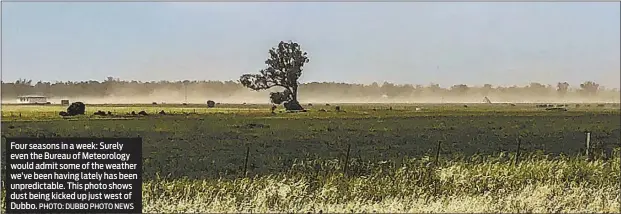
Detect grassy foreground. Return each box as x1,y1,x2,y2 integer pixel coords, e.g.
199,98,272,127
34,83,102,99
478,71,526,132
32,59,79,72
1,103,620,213
140,153,621,213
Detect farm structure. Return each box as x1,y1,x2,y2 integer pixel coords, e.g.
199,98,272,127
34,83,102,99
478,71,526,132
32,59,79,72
17,95,48,104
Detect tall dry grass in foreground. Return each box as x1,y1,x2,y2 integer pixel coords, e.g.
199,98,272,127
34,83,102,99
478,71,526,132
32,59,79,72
142,152,621,213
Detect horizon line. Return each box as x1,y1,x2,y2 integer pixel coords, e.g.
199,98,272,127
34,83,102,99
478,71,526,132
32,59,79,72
2,78,619,89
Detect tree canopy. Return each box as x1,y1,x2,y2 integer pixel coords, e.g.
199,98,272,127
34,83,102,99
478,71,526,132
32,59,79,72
239,41,309,110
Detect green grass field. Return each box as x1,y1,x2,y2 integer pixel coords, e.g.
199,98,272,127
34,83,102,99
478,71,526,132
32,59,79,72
1,103,620,212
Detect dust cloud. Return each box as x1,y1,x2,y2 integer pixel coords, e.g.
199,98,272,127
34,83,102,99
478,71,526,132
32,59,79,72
4,87,618,104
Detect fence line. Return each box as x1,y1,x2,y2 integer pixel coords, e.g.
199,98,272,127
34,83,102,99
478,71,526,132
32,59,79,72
234,132,615,178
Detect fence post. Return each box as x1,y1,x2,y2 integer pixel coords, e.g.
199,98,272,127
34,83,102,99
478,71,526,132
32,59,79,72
586,132,591,160
434,141,442,166
343,144,351,176
515,137,521,166
243,146,250,177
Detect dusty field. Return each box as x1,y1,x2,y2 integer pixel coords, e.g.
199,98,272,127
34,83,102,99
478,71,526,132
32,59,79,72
1,103,620,213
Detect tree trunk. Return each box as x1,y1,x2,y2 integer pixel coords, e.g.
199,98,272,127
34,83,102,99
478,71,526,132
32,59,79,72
284,85,303,111
292,85,298,103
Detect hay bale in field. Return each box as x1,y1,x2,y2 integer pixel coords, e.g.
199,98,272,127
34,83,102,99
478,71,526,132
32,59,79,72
510,103,516,106
158,110,166,115
131,111,136,115
107,111,112,116
182,103,188,105
545,107,567,111
463,104,468,108
93,110,106,116
59,111,70,116
325,103,330,106
138,110,148,116
207,100,216,108
61,100,70,105
389,106,393,110
152,102,157,105
335,106,341,112
415,107,422,111
308,103,313,106
319,108,327,112
66,102,85,116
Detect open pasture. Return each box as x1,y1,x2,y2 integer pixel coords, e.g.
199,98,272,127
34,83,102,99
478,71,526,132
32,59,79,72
1,103,620,212
2,103,619,179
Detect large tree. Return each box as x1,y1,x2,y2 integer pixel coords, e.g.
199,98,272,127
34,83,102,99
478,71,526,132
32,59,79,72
580,81,599,96
240,41,309,110
556,82,569,97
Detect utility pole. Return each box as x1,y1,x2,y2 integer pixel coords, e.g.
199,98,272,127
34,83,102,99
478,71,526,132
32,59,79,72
184,83,188,104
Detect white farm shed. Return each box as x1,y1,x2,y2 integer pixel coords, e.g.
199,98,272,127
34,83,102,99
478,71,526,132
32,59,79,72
17,95,48,104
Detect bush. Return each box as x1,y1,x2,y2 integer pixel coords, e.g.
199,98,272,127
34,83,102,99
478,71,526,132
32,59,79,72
284,100,304,111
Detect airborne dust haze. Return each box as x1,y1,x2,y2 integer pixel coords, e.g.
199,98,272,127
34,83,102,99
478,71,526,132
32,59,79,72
3,86,619,104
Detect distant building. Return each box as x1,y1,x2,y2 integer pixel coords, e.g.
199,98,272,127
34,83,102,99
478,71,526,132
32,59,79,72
17,95,48,104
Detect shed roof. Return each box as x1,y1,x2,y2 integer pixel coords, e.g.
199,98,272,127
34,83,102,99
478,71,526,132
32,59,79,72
17,95,48,98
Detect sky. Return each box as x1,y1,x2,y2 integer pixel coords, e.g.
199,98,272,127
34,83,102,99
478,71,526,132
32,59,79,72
1,2,620,88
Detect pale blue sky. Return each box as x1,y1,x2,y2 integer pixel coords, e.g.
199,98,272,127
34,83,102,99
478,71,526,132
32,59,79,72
2,2,620,88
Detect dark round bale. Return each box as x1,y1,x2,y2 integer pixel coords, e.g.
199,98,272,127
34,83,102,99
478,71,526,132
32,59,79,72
335,106,341,111
207,100,216,108
159,110,166,115
67,102,86,116
138,110,148,116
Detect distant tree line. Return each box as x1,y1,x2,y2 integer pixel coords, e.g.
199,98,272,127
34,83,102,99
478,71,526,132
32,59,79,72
1,78,618,102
